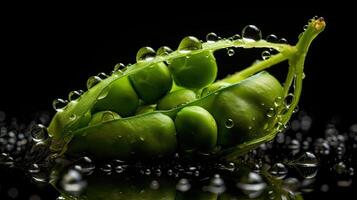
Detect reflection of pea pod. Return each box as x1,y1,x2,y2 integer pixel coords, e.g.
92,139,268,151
66,71,281,159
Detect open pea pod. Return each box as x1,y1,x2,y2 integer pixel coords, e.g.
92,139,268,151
47,18,325,160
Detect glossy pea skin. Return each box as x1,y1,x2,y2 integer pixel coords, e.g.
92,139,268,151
67,112,177,160
169,51,217,89
157,89,197,110
92,76,139,117
175,106,217,152
129,62,172,104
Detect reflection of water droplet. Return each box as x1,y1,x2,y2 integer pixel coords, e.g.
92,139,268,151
206,32,219,42
0,153,14,167
150,180,160,190
167,169,173,176
52,98,68,111
225,119,234,129
145,168,151,175
178,36,202,52
101,164,112,173
136,46,156,62
242,25,262,41
292,152,318,179
236,172,267,198
269,163,288,179
176,178,191,192
60,169,87,195
157,46,173,56
31,124,49,143
74,157,95,174
115,166,124,174
155,169,162,176
28,163,41,174
203,174,226,194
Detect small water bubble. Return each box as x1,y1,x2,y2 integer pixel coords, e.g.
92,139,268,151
227,48,235,56
269,163,288,179
225,119,234,129
0,153,14,167
31,172,49,183
114,165,124,174
28,163,41,174
113,63,125,73
266,107,275,118
101,164,112,173
145,168,151,175
303,25,308,30
60,169,87,195
136,46,156,61
261,50,271,60
52,98,68,111
74,157,95,174
279,38,288,44
176,178,191,192
292,152,318,179
206,32,219,42
150,180,160,190
333,162,346,174
31,124,49,143
96,72,108,80
236,172,267,198
155,169,162,176
203,174,226,194
167,169,173,176
242,25,262,41
266,34,278,43
314,138,330,155
232,34,241,40
86,76,102,90
157,46,173,56
178,36,202,52
194,170,200,177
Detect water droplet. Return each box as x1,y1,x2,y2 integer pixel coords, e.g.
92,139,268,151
176,178,191,192
101,164,112,173
283,178,300,192
266,34,278,43
225,119,234,129
242,25,262,41
86,76,102,90
31,124,48,143
155,169,162,176
178,36,202,52
115,165,124,173
0,153,14,167
292,152,318,179
68,90,84,101
284,93,295,108
206,32,219,42
303,25,308,30
333,162,346,174
139,136,145,142
113,63,125,73
269,163,288,179
60,169,87,195
236,172,267,198
28,163,41,174
150,180,160,190
279,38,288,44
157,46,173,56
136,46,156,62
74,157,95,174
232,34,241,40
314,138,330,155
203,174,226,194
266,107,275,118
97,72,108,80
52,98,68,111
227,48,235,56
261,50,271,60
167,169,173,176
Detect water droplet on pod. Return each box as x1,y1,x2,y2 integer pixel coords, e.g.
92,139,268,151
157,46,173,56
261,50,271,60
206,32,219,42
178,36,202,52
86,76,102,90
266,34,278,43
31,124,49,142
242,25,262,41
227,48,235,56
68,90,84,101
52,98,68,111
136,46,156,61
225,119,234,129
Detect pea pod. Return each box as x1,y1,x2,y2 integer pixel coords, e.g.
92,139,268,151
47,18,325,160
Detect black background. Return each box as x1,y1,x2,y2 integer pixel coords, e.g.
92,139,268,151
1,5,356,200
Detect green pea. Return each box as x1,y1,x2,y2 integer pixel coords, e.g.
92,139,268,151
92,76,139,117
67,112,177,160
88,111,121,126
129,62,172,104
157,89,197,110
169,51,217,89
175,106,217,152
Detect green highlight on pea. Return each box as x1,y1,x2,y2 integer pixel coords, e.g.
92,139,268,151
48,17,326,161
